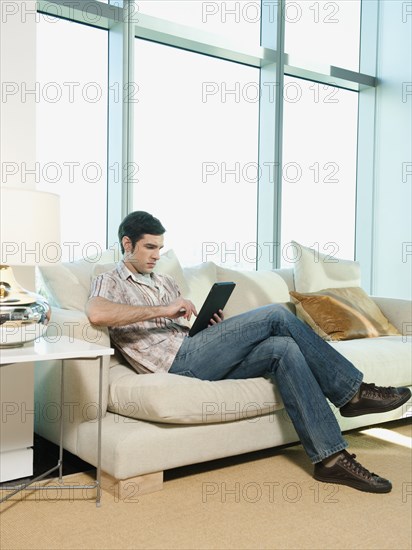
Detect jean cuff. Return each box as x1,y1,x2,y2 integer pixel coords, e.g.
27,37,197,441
310,440,348,464
334,372,364,408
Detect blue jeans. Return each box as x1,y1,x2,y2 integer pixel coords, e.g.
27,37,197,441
169,304,363,463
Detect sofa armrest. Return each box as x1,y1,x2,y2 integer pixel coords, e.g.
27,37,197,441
371,297,412,336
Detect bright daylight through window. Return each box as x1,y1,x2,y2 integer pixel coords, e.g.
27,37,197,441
281,77,359,263
133,38,259,268
284,0,361,70
36,14,108,262
34,0,363,269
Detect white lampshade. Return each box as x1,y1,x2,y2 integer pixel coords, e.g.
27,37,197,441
0,188,60,265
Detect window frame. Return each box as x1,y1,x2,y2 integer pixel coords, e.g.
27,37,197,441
37,0,378,280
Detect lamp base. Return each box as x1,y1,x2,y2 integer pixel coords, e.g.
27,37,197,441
0,265,50,348
0,342,24,348
0,325,48,348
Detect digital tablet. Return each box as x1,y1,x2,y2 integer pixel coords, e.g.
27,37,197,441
188,282,236,337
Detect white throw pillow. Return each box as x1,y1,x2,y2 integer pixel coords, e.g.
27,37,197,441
36,263,89,311
69,248,120,291
37,247,122,311
216,266,290,318
290,241,361,293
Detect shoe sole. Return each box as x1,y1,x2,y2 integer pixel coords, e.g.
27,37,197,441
340,391,411,418
313,474,392,493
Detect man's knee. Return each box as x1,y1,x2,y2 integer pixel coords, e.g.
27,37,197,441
267,335,295,349
270,336,302,365
266,303,294,321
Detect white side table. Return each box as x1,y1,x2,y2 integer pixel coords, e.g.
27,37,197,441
0,336,113,506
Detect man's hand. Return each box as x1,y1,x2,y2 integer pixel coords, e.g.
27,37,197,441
165,297,197,321
208,309,224,327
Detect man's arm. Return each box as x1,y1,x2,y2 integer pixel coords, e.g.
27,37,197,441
86,296,197,327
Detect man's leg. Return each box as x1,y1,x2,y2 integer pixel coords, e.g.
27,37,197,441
170,304,358,463
171,304,362,408
223,336,349,464
170,304,409,492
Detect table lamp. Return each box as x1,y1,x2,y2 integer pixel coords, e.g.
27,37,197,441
0,188,60,347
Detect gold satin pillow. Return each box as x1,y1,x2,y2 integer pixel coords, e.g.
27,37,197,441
289,287,400,341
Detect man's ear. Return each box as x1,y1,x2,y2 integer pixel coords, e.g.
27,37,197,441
122,236,132,253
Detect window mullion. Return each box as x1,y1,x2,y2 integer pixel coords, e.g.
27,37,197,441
257,0,285,269
355,0,379,293
107,0,136,248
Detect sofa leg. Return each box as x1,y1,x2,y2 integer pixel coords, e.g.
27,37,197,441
101,471,164,501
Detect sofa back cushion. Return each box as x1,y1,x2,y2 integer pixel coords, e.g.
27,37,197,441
273,267,295,292
37,249,188,311
183,262,218,312
215,266,291,318
36,248,121,310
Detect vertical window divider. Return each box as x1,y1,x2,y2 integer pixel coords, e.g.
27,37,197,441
355,0,379,293
257,0,286,270
124,1,136,217
107,0,136,249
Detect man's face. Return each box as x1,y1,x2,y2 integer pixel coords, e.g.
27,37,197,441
123,234,164,275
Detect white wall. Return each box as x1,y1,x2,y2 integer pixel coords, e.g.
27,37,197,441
1,1,37,289
0,0,37,189
372,0,412,299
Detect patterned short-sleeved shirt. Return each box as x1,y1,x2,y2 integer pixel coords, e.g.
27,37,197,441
89,261,189,374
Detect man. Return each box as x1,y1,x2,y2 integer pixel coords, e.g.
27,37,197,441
86,211,411,494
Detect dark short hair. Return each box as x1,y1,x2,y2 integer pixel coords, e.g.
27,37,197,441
118,211,166,254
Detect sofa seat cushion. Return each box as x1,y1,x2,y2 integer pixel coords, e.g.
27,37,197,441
107,336,412,425
331,336,412,387
108,366,283,424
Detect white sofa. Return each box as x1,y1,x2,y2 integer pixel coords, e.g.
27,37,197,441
34,246,412,497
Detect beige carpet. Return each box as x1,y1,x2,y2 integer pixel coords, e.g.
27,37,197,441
1,420,411,550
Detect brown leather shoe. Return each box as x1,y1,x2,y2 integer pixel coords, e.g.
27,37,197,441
340,383,411,417
314,451,392,493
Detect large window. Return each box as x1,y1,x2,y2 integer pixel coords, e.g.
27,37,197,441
133,39,259,268
138,1,261,49
281,77,359,263
284,0,361,70
36,15,108,261
34,0,369,271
